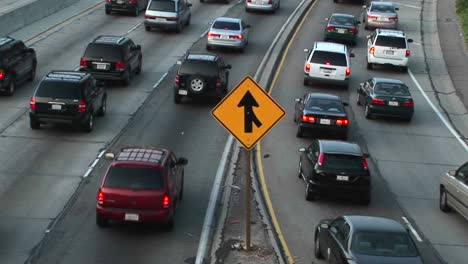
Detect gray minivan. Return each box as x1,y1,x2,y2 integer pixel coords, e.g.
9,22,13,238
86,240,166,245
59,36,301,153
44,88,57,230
144,0,192,33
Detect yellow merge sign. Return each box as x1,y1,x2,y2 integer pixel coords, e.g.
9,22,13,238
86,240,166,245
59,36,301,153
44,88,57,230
212,76,285,149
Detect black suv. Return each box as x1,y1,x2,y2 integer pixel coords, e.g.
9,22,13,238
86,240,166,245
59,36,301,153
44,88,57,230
174,53,231,104
29,71,107,132
80,36,142,86
298,139,371,204
105,0,149,16
0,37,37,96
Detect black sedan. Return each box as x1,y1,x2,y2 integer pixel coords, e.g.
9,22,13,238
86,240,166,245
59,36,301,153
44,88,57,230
314,216,423,264
324,13,360,46
294,93,349,139
357,77,414,121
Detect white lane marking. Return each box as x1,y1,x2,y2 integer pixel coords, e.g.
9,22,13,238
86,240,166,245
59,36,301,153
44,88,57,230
395,3,421,9
153,72,168,88
402,216,423,242
408,70,468,151
74,66,80,71
127,22,143,34
200,28,209,38
83,149,106,178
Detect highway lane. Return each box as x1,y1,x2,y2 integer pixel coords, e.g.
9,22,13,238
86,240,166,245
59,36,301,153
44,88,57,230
259,0,467,263
0,1,311,264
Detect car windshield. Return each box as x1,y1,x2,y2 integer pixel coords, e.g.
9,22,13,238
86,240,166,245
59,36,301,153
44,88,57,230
370,4,395,13
375,83,410,96
212,21,240,31
179,60,219,77
104,166,164,190
148,0,176,12
353,232,419,257
323,154,363,169
311,51,347,66
329,16,354,26
375,36,406,49
306,98,344,113
84,44,122,60
36,81,81,99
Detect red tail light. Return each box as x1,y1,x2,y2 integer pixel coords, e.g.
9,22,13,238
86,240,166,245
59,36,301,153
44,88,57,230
29,96,36,110
78,100,87,113
247,0,252,2
0,69,4,80
129,0,136,4
362,157,368,170
237,34,244,39
388,17,398,21
318,153,325,166
369,46,375,54
405,49,410,57
175,74,180,86
106,0,111,2
349,28,356,33
402,100,414,107
336,119,349,126
268,0,272,4
305,63,311,73
326,26,335,31
208,32,220,37
145,15,156,19
216,79,222,88
368,15,378,20
115,61,125,71
80,57,87,68
166,17,178,21
97,189,104,204
371,98,385,105
345,68,351,76
163,195,170,208
301,115,316,123
325,61,331,65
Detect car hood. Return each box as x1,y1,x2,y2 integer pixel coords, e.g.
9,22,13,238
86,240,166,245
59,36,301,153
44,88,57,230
354,253,423,264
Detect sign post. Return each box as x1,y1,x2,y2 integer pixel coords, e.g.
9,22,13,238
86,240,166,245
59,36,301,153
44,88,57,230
212,76,285,251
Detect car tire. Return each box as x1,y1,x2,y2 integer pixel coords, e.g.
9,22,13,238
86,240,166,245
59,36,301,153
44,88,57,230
136,58,142,75
28,61,37,82
333,0,338,3
296,127,303,138
165,214,175,230
200,0,204,2
303,78,309,86
400,66,408,72
356,94,361,105
174,90,182,104
298,161,302,179
97,96,107,117
364,104,373,119
305,183,316,201
175,22,183,33
188,76,205,94
206,45,213,51
179,175,184,200
218,87,228,101
359,195,371,206
83,114,94,132
123,68,131,86
105,8,111,15
440,188,451,212
341,133,348,140
245,7,251,13
145,26,151,31
403,115,412,122
133,6,139,17
314,234,324,259
186,15,191,26
5,76,16,96
96,215,109,227
30,118,40,129
367,62,373,70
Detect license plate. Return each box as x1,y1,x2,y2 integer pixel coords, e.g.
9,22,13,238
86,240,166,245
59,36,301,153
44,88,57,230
155,18,165,22
384,50,394,55
320,119,331,125
220,35,229,39
256,0,264,4
97,64,107,70
178,90,188,95
322,69,332,74
389,101,399,106
51,104,62,110
337,28,346,34
337,175,349,181
377,17,389,22
116,0,124,4
124,213,139,221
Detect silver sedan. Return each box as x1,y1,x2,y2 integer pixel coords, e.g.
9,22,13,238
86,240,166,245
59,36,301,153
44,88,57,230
363,1,399,30
206,17,251,52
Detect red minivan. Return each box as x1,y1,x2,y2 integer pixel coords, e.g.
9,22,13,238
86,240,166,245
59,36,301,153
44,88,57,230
96,147,188,229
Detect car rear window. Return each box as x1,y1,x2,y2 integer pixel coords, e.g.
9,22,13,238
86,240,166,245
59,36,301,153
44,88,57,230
306,98,344,113
375,36,406,49
329,16,354,26
375,83,410,96
370,4,395,13
36,81,82,99
212,21,240,31
311,51,347,66
104,166,164,190
179,60,219,77
148,0,176,12
323,154,362,169
84,43,122,60
353,232,419,257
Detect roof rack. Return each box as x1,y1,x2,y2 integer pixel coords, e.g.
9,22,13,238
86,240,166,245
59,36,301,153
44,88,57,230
94,35,126,44
46,71,85,81
117,147,167,164
0,37,14,47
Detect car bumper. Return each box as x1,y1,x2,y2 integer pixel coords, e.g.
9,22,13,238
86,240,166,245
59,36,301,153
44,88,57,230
367,55,409,67
144,20,178,29
246,3,275,11
207,38,246,49
29,112,88,125
96,205,171,223
308,179,370,198
304,74,349,86
175,86,223,97
325,32,356,42
80,69,126,81
105,3,136,12
366,20,398,29
299,122,348,137
369,105,414,118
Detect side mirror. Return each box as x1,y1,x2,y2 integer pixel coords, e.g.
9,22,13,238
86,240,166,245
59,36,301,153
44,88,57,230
448,170,456,176
188,3,192,7
245,24,251,29
330,227,338,234
176,60,182,65
298,147,306,153
350,53,355,58
395,7,399,10
177,157,188,165
356,21,361,24
136,45,141,50
407,39,414,43
320,223,329,229
96,80,105,88
105,153,115,160
225,64,232,69
366,35,371,39
343,102,349,106
324,17,329,21
363,153,370,158
295,98,301,102
304,48,309,54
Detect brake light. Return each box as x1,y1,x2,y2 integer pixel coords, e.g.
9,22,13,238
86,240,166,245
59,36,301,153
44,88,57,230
406,49,410,57
166,17,178,21
0,69,4,80
369,46,375,54
208,32,220,37
388,17,398,21
80,57,87,68
175,74,180,86
268,0,272,4
115,61,125,71
163,195,170,208
336,119,349,126
145,15,156,19
78,100,87,113
326,26,335,31
403,100,414,107
301,115,315,123
216,79,222,88
371,98,385,105
106,0,111,2
362,157,369,170
325,61,331,65
305,63,311,73
129,0,136,4
349,28,356,33
318,153,325,166
345,68,351,76
247,0,252,2
368,15,378,20
29,96,36,110
97,189,104,205
237,34,244,39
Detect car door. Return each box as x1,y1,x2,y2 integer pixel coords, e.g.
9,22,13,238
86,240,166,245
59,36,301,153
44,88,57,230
125,41,138,72
303,140,319,181
15,42,33,80
83,80,97,115
363,79,374,105
294,94,307,122
241,20,250,42
216,58,227,87
452,163,468,218
322,217,348,263
7,43,26,80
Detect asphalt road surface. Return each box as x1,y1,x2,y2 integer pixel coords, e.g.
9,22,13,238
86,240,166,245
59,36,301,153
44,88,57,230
259,0,467,263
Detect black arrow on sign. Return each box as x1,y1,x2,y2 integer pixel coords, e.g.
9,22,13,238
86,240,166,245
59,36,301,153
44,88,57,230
238,91,262,133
